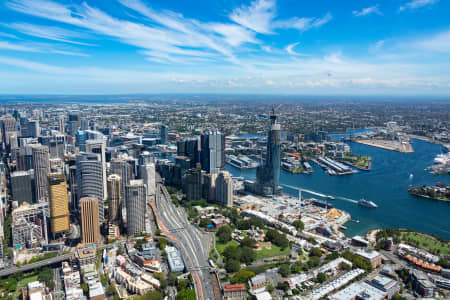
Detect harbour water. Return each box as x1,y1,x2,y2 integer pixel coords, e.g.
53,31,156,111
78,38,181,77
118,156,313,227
227,139,450,239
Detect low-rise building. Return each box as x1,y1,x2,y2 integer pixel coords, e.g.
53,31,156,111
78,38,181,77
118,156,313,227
249,274,267,291
223,284,247,300
366,275,400,298
74,244,97,267
410,269,436,297
328,281,387,300
355,249,382,268
166,246,185,272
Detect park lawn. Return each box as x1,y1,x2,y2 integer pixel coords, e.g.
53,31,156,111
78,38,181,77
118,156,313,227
255,244,290,260
215,236,239,255
402,232,450,255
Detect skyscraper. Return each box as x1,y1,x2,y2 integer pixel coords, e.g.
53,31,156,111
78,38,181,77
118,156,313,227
76,153,104,222
32,144,50,202
107,174,121,225
126,180,147,235
160,125,168,144
75,130,87,151
11,171,33,204
215,171,233,207
110,159,131,207
177,137,200,168
256,109,282,195
48,173,70,235
139,163,155,201
85,138,107,201
1,116,16,148
185,168,202,201
58,116,65,134
200,130,225,174
68,112,80,136
80,196,100,244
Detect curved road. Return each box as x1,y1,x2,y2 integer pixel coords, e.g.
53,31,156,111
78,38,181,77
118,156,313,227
153,184,214,300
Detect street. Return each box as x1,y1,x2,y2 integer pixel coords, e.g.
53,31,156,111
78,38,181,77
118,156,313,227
153,183,215,300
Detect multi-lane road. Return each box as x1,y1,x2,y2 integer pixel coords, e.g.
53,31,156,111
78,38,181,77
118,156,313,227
153,183,215,300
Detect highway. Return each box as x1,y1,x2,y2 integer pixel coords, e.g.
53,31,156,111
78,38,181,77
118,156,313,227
153,183,215,300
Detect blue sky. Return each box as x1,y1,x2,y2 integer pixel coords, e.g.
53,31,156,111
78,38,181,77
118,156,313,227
0,0,449,95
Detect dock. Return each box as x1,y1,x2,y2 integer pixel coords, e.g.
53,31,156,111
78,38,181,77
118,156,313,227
355,139,414,153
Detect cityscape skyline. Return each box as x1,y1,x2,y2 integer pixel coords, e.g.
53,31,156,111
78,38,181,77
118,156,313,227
0,0,449,95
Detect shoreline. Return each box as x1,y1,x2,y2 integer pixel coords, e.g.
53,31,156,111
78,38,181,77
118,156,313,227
355,139,414,153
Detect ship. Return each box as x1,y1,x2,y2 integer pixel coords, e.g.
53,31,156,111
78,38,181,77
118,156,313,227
358,198,378,208
325,195,335,200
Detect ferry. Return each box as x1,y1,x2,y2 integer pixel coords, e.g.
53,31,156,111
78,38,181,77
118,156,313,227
358,198,378,208
325,195,335,200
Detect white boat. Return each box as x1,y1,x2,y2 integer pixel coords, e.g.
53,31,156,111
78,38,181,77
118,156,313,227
358,198,378,208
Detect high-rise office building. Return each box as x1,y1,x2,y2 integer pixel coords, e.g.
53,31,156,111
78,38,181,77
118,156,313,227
11,170,33,204
110,159,131,207
76,153,104,222
39,135,65,160
58,117,65,134
85,138,107,201
200,130,225,174
185,168,202,201
139,163,156,201
80,196,100,244
1,116,16,148
68,112,80,136
48,173,70,235
107,174,121,225
160,125,168,144
75,130,87,152
256,109,282,195
81,119,89,131
215,171,233,207
126,180,147,235
32,144,50,202
138,151,154,166
177,137,200,168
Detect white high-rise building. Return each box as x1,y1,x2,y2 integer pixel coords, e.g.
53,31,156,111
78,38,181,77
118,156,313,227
126,180,146,235
215,171,233,207
139,163,155,201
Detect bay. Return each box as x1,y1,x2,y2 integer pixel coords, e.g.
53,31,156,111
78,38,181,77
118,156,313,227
226,139,450,239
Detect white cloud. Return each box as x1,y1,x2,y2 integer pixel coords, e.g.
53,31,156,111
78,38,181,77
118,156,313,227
6,23,94,46
414,30,450,52
399,0,438,11
0,40,89,56
285,42,300,55
230,0,276,34
273,13,332,32
0,32,18,39
353,5,383,16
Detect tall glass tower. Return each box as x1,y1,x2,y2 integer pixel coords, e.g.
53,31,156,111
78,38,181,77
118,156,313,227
256,109,281,195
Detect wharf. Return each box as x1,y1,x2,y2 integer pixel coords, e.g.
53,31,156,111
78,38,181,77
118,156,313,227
355,139,414,153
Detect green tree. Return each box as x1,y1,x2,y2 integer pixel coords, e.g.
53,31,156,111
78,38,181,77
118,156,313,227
199,218,211,228
241,237,256,248
316,273,328,283
292,220,304,232
217,225,233,243
307,256,320,268
175,289,196,300
177,279,189,291
279,264,291,277
240,247,256,264
140,290,164,300
158,238,167,249
309,247,322,257
225,259,241,273
392,293,407,300
230,270,255,284
223,245,242,261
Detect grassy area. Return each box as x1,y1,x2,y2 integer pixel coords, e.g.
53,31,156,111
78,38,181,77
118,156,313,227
17,275,38,286
402,232,450,255
255,244,290,260
215,236,238,254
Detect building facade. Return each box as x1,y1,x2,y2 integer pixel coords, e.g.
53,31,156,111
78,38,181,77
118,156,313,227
48,172,70,235
80,196,101,244
32,144,50,202
126,180,147,235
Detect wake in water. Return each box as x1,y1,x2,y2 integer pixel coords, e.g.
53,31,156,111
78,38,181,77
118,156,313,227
281,184,358,204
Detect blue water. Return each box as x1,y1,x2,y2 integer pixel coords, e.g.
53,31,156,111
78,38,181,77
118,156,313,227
227,139,450,239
